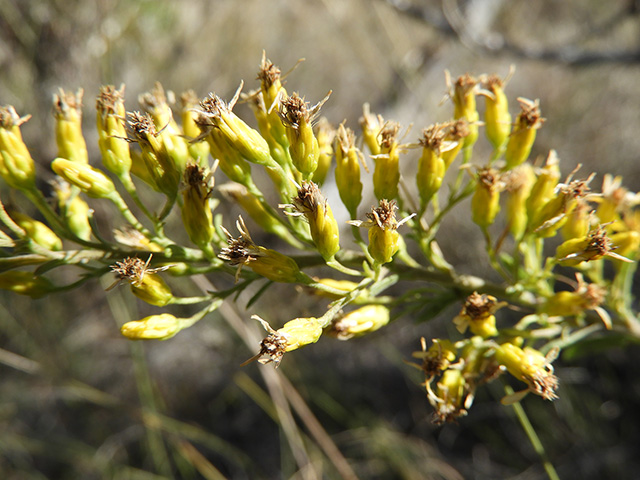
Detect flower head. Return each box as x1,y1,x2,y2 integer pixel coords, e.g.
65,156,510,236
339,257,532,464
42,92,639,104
218,216,300,283
242,315,322,368
109,256,174,306
555,224,633,266
281,181,340,260
453,292,506,338
495,343,559,401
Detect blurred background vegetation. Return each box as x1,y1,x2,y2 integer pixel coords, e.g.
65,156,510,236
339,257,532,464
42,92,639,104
1,0,640,478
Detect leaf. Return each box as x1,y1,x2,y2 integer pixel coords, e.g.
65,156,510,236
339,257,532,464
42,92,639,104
245,280,273,309
34,258,67,275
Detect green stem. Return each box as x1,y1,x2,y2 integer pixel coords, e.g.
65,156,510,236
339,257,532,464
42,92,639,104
504,385,560,480
180,299,223,329
326,257,362,276
119,173,156,222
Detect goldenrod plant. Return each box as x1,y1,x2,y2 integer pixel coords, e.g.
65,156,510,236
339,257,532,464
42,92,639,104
2,53,640,479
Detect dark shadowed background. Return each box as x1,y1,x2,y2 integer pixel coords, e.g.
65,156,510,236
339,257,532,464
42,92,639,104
2,1,640,479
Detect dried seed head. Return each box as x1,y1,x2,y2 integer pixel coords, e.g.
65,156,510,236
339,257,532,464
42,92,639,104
286,181,326,216
282,181,340,260
138,82,174,119
279,92,328,130
0,105,30,128
110,256,170,287
218,217,261,269
419,123,448,154
53,88,83,119
96,84,126,118
462,292,503,320
127,111,158,144
367,199,398,229
411,337,458,379
378,121,401,150
515,97,545,129
219,217,300,283
453,292,506,338
446,118,471,141
257,55,282,89
110,255,174,306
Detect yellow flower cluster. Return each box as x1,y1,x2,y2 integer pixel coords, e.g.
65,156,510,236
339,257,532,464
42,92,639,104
1,53,639,427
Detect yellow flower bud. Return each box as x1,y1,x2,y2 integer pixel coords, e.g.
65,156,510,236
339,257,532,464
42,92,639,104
441,119,470,169
96,85,133,178
198,90,273,167
280,92,330,176
369,226,399,265
373,121,402,201
0,106,37,191
113,226,163,252
127,112,181,199
65,195,92,241
308,278,368,302
244,315,322,367
244,90,292,174
326,305,390,340
180,164,215,253
120,314,182,340
481,74,512,151
540,288,605,317
596,174,640,224
256,52,289,150
560,199,591,242
218,217,301,283
351,200,408,265
202,124,253,186
248,249,301,283
417,124,447,208
51,178,92,241
609,230,640,260
359,103,383,156
530,171,595,238
334,124,365,218
180,90,211,167
10,211,63,251
51,158,116,198
493,343,558,400
448,72,479,152
278,317,323,350
471,168,503,229
283,182,340,261
504,97,545,169
110,257,174,307
525,150,561,222
0,271,55,298
504,164,535,239
52,88,88,164
312,117,335,185
139,82,191,174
